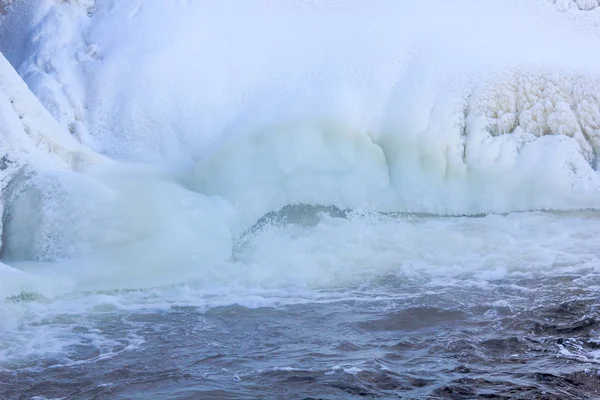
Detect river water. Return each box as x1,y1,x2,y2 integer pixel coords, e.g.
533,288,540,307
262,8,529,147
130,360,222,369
1,209,600,399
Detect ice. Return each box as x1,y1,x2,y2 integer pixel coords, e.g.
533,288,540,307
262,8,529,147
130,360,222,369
549,0,600,11
0,52,103,258
1,0,600,293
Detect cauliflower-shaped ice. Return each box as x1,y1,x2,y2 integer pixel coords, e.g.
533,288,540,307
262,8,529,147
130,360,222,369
549,0,600,12
473,70,600,166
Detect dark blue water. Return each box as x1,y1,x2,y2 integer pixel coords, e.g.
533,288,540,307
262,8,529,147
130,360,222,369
2,273,600,399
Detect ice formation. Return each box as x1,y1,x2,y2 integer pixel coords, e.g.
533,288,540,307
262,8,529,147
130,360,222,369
0,52,101,251
0,0,600,292
549,0,600,12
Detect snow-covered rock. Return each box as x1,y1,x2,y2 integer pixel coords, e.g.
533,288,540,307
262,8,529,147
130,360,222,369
0,52,101,251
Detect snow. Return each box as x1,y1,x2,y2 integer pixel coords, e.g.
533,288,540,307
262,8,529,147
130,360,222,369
0,53,97,169
0,52,103,254
0,0,600,269
549,0,600,12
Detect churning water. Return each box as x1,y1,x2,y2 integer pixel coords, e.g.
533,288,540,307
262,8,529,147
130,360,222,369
2,208,600,399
